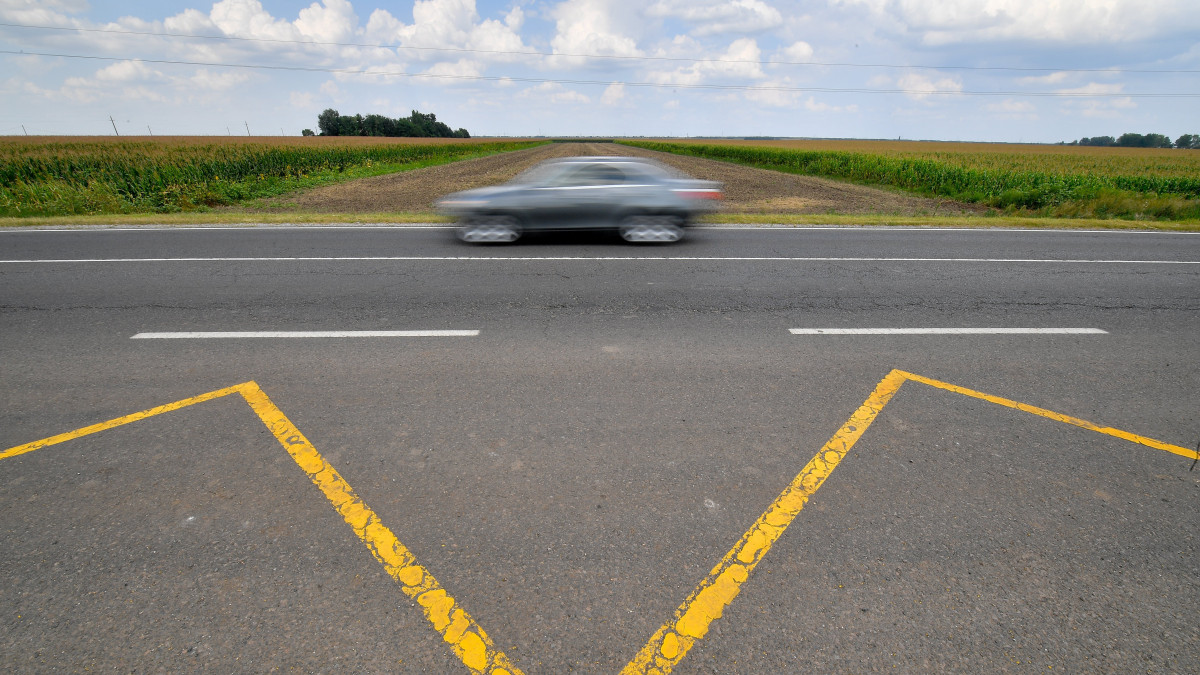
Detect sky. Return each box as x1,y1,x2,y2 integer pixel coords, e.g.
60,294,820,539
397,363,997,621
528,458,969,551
1,0,1198,142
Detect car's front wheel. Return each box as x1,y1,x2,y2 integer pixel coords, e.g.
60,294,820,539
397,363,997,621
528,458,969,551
618,215,684,244
457,216,522,244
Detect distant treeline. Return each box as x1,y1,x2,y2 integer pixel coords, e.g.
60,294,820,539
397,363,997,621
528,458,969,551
1063,133,1198,149
305,109,470,138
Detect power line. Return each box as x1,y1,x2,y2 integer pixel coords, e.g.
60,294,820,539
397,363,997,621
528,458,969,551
4,50,1196,98
2,20,1198,75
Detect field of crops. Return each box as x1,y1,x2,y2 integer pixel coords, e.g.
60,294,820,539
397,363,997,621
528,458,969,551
622,139,1200,220
0,136,543,217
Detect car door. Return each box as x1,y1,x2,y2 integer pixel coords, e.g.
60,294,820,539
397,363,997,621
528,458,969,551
527,163,627,229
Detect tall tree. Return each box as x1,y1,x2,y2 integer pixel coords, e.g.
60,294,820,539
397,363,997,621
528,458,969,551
317,108,341,136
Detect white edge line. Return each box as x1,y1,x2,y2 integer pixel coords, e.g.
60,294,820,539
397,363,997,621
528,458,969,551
131,330,480,339
4,224,1198,235
5,257,1199,264
788,327,1109,335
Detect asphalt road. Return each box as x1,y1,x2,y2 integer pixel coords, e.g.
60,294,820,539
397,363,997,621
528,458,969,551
2,225,1198,673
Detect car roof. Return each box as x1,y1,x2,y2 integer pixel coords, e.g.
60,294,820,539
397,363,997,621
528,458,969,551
549,156,649,163
520,155,688,179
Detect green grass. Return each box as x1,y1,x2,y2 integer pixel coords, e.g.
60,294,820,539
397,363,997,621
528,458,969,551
0,138,546,217
621,140,1200,221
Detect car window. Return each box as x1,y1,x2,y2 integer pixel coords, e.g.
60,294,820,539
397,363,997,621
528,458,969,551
510,162,567,185
549,164,627,187
617,163,663,182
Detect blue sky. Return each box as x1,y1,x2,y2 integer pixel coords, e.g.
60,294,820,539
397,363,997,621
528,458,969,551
1,0,1198,142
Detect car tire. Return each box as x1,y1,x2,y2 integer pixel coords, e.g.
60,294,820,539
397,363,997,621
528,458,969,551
618,215,684,244
457,216,522,244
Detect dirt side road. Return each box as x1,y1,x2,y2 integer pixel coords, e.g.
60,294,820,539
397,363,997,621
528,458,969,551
263,142,984,216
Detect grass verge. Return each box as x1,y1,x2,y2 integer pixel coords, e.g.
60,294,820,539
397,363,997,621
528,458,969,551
1,139,546,217
622,140,1200,222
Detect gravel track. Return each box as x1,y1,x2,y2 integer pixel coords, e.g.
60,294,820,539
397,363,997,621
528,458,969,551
265,142,984,216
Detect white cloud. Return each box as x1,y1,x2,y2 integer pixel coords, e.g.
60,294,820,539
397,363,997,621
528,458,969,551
646,0,783,36
424,59,485,78
365,0,528,64
550,0,644,59
649,37,766,86
804,97,857,113
896,72,963,100
163,9,217,34
294,0,359,43
743,81,798,107
1056,82,1125,96
1017,71,1072,86
779,41,814,62
1071,97,1137,118
290,90,316,108
601,82,627,105
841,0,1200,45
519,81,591,104
0,0,88,24
984,99,1035,115
190,69,251,90
92,60,163,83
210,0,299,41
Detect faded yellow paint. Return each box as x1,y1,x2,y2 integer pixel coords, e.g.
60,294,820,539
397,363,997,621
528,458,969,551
420,589,456,631
1,381,520,675
239,382,522,674
622,369,1198,674
659,633,680,660
4,373,1195,675
622,369,908,674
898,371,1197,460
0,384,246,461
458,632,488,670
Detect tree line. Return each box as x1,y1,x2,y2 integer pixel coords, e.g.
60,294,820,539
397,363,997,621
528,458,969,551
1063,132,1198,149
303,109,470,138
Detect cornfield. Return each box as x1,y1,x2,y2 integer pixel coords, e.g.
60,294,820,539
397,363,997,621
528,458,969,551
0,136,543,217
622,139,1200,219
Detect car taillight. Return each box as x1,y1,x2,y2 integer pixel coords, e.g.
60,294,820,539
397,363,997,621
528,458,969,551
675,190,723,200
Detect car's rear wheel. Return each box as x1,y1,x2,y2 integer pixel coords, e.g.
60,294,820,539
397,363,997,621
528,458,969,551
618,215,684,244
457,216,522,244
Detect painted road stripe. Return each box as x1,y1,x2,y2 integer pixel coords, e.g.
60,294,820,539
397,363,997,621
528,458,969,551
623,369,909,674
130,330,479,339
6,225,1199,234
0,383,520,675
789,327,1108,335
5,376,1197,674
2,256,1199,264
622,369,1197,673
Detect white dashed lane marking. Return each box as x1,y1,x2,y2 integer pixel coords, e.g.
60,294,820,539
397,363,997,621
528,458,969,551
788,327,1108,335
131,330,480,339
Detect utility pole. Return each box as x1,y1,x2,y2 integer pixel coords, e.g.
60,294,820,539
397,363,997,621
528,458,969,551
21,125,28,136
244,121,250,137
110,116,119,136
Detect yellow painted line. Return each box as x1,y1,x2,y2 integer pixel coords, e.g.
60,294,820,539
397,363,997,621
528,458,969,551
1,381,520,675
4,373,1195,675
898,370,1198,460
0,383,247,461
236,383,520,675
623,369,1197,674
621,369,909,674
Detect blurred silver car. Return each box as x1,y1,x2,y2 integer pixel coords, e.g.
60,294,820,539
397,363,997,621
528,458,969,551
436,156,722,243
